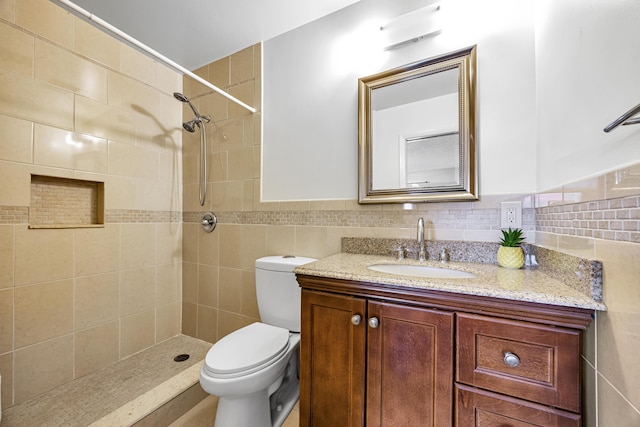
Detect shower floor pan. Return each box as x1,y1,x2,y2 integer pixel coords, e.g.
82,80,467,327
2,335,212,427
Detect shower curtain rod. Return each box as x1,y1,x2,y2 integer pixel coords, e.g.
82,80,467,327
51,0,257,114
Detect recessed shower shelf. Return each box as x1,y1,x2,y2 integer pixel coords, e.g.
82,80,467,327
29,175,105,229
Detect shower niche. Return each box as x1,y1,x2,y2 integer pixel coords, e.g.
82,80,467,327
29,175,104,229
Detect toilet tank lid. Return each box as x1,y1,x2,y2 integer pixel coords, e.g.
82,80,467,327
255,256,317,272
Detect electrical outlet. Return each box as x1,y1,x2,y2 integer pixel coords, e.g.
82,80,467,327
501,201,522,229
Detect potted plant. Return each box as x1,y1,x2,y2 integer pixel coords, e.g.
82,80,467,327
497,228,525,269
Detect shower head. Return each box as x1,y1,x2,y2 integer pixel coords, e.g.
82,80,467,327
183,119,199,133
173,92,202,119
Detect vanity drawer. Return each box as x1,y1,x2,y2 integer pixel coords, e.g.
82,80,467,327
455,384,581,427
456,313,581,412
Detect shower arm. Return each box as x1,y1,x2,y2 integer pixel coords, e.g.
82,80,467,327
52,0,256,114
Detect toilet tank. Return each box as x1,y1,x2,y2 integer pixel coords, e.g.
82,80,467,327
255,256,317,332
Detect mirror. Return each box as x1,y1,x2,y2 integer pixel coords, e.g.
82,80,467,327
358,46,477,203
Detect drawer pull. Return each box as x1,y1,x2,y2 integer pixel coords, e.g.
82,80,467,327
503,352,520,367
368,317,380,328
351,314,362,326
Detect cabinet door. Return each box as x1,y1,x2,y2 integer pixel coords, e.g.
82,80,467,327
367,301,454,427
300,290,367,427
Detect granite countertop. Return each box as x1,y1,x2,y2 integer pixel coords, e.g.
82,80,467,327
294,253,606,311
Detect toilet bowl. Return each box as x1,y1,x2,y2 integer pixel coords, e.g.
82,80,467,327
199,255,316,427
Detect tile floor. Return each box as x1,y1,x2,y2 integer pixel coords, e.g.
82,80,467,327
169,395,300,427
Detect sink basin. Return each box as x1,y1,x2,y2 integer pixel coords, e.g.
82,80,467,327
368,264,476,279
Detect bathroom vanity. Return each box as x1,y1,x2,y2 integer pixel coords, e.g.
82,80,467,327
295,253,604,427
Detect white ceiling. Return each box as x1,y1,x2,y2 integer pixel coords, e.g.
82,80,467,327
67,0,362,70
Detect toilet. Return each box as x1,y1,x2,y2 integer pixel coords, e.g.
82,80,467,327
199,255,317,427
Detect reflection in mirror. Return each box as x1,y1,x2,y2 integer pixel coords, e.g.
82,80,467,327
359,46,477,203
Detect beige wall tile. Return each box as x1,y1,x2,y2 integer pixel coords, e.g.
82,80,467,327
16,0,75,50
74,321,119,377
295,226,329,259
156,263,181,306
156,223,182,265
74,272,119,330
75,225,120,277
597,375,640,425
75,19,119,69
241,269,259,319
228,81,255,119
14,279,73,348
103,175,136,210
0,0,15,22
197,305,217,344
182,262,197,304
13,334,74,403
121,267,156,317
214,118,243,151
241,225,267,270
0,20,33,77
214,181,244,211
156,301,181,342
563,176,606,204
75,95,136,145
33,124,108,173
208,57,230,89
219,267,242,313
119,44,156,84
182,224,198,263
182,302,197,337
0,114,33,164
120,224,156,270
198,92,229,125
266,226,296,256
0,288,13,354
595,239,640,409
198,224,219,266
198,264,218,308
557,235,596,259
217,311,252,341
218,225,241,269
35,39,108,103
230,46,254,85
15,227,73,286
0,70,74,130
0,352,13,410
189,65,211,98
154,62,182,96
0,226,14,289
120,310,155,358
242,179,254,211
228,147,254,180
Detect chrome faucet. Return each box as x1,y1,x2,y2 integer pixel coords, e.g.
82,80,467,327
417,217,426,261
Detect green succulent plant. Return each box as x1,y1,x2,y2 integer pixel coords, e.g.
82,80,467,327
499,228,525,247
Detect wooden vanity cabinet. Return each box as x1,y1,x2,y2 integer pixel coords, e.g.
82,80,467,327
300,289,454,427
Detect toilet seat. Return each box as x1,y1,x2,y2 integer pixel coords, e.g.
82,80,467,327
203,323,290,379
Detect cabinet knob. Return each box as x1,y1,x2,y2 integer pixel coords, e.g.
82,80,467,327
351,314,362,326
368,317,379,328
503,352,520,367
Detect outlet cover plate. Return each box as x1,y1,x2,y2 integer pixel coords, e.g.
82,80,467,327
501,201,522,229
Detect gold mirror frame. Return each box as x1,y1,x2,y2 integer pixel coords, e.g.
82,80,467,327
358,46,477,203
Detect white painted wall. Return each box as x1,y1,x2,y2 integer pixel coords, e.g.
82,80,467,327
535,0,640,191
263,0,537,200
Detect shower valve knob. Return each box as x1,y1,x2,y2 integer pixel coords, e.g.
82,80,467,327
201,212,217,233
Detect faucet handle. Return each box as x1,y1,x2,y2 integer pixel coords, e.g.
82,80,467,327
396,246,405,260
439,248,450,263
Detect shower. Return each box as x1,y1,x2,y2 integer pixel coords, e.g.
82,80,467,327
174,92,210,206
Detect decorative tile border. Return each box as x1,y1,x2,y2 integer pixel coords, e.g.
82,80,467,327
536,195,640,243
0,206,29,224
183,207,529,230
